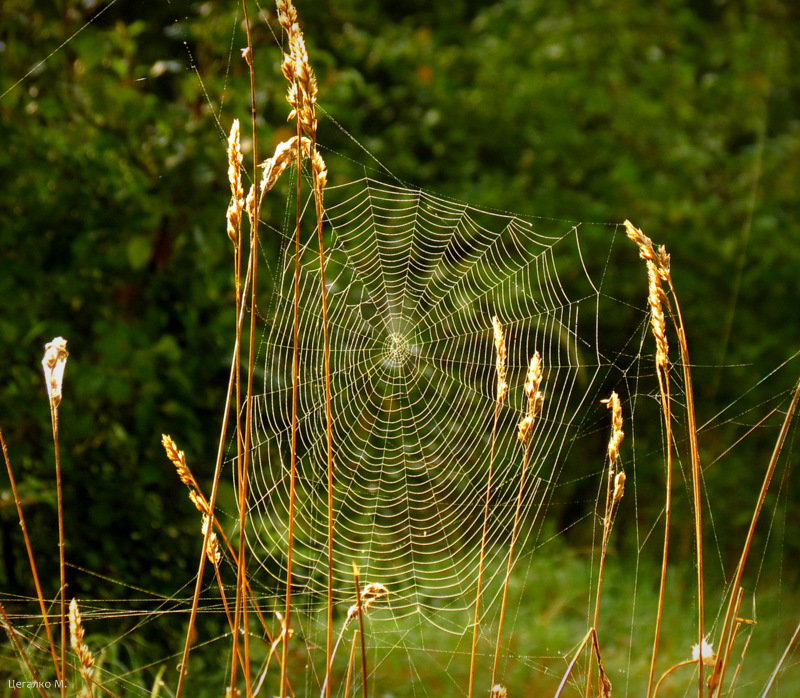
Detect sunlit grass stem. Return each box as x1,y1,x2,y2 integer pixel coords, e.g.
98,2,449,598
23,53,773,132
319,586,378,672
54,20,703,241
0,423,60,681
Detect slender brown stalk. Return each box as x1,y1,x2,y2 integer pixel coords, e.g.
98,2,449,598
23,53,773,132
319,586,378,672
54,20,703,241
624,221,676,697
468,317,507,698
321,578,387,698
0,599,48,698
229,2,260,692
708,377,800,697
668,284,705,697
585,393,625,698
42,337,68,698
554,628,610,698
0,423,60,680
344,631,359,698
491,352,543,689
353,565,369,698
175,247,254,698
274,2,329,694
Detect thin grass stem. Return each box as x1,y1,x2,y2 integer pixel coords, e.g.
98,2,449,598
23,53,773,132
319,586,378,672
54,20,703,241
0,599,48,698
709,377,800,697
0,423,60,681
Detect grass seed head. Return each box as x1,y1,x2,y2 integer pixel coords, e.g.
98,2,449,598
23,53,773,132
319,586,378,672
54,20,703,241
69,598,95,689
226,119,244,245
600,392,624,465
492,316,508,404
518,352,543,444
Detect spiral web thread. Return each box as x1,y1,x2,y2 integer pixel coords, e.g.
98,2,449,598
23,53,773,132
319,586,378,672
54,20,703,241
247,177,607,631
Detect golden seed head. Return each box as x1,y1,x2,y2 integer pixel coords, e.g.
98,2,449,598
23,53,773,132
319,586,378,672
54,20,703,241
200,516,221,565
612,471,626,503
69,598,95,687
42,336,68,408
518,352,544,444
312,149,328,190
226,119,244,245
259,136,312,194
647,261,669,369
600,392,624,464
245,184,257,229
492,316,508,404
189,489,209,515
347,581,388,621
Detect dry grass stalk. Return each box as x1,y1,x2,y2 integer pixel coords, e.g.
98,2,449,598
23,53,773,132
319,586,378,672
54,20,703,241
708,378,800,697
554,628,611,698
468,318,508,698
0,599,49,698
322,569,387,698
0,423,60,681
586,392,625,698
174,24,270,691
626,219,705,697
491,352,544,690
274,4,334,698
353,565,369,698
42,336,69,698
69,598,96,697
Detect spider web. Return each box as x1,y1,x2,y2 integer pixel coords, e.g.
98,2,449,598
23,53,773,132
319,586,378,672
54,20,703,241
236,174,635,693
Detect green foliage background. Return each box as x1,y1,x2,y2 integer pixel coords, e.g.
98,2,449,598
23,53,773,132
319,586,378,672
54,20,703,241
1,0,799,688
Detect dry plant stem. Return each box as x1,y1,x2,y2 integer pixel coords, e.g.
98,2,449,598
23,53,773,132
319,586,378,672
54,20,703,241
313,143,336,698
468,402,501,698
353,567,369,698
0,424,60,680
279,112,303,698
344,632,358,698
760,619,800,697
49,402,67,698
647,369,673,698
174,250,254,698
709,377,800,698
667,287,705,698
653,659,699,697
554,628,609,698
490,440,532,688
0,600,48,698
230,5,260,696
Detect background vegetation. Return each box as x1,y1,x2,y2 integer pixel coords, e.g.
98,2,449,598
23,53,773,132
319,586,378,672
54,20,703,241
1,0,799,693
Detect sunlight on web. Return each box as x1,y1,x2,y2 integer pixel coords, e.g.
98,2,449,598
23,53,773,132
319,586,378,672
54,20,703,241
247,178,613,625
